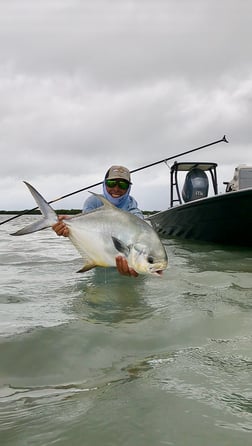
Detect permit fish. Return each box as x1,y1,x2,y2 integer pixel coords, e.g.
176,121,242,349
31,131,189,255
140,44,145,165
11,182,168,276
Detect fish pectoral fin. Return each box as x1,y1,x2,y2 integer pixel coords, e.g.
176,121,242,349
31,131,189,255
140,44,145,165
112,236,130,257
77,262,97,273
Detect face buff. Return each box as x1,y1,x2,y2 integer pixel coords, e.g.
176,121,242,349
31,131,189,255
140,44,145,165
102,181,131,208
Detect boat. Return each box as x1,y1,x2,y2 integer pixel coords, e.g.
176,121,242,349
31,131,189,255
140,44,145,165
149,162,252,247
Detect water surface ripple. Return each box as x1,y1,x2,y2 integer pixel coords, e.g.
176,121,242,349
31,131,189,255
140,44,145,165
0,216,251,445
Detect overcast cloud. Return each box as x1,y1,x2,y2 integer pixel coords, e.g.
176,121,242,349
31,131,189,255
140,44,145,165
0,0,252,213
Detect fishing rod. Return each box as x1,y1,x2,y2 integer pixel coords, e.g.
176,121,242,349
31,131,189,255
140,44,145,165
0,135,228,226
130,134,228,174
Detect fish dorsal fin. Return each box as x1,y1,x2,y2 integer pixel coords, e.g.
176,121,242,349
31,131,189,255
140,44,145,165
88,191,116,209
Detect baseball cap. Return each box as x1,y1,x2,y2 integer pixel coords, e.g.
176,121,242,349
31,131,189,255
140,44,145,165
106,165,131,183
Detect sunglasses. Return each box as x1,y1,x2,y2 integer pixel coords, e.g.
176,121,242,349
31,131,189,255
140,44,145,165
105,179,130,190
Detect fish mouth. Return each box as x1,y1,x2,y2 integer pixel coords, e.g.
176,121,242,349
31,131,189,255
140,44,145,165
150,269,164,277
150,262,168,276
154,270,163,276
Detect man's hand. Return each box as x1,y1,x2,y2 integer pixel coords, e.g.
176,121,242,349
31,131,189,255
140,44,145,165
52,216,69,237
115,255,139,277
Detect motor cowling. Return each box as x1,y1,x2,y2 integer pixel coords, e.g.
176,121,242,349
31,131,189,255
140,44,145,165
182,168,209,203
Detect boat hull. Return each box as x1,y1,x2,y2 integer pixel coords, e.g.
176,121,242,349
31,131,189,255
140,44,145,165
149,189,252,247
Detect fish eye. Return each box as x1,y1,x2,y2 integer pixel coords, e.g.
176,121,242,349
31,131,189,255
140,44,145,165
147,256,154,264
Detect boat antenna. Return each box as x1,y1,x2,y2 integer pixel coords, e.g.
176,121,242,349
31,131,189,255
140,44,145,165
0,135,228,226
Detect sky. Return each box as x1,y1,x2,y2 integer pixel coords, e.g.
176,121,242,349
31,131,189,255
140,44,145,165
1,0,252,213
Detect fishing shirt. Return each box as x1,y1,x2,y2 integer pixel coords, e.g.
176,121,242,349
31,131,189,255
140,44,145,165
82,193,144,219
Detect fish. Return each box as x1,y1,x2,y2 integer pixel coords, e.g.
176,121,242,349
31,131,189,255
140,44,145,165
11,182,168,276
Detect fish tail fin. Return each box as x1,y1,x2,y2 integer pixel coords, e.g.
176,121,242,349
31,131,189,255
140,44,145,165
11,182,58,236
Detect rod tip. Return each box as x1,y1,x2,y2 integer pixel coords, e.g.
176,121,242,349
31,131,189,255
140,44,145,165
222,135,229,143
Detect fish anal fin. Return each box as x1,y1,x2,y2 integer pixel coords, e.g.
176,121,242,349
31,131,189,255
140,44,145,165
112,236,130,257
77,263,97,273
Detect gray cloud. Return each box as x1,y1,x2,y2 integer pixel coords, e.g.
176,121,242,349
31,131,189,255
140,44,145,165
0,0,252,213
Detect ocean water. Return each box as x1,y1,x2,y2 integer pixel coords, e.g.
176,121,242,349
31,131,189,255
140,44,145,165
0,215,251,446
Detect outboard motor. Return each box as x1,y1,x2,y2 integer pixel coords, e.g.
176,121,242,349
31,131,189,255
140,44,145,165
182,168,209,203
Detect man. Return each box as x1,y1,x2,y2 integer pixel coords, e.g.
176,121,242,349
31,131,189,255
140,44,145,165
53,165,143,277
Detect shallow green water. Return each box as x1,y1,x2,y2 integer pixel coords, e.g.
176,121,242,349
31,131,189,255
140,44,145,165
0,216,251,445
